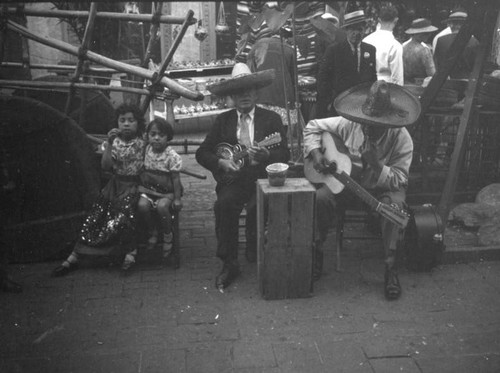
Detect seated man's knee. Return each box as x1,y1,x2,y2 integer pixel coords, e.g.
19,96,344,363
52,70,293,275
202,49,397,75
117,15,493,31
137,197,151,213
156,198,172,216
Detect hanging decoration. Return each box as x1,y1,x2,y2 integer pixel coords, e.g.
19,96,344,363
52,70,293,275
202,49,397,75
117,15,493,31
215,2,230,35
194,19,208,42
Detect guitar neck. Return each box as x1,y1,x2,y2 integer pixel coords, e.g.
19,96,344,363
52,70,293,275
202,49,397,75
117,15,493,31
333,171,381,211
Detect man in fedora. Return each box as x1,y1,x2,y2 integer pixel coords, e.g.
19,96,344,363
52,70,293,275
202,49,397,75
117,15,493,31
403,18,437,84
433,11,479,79
303,80,420,300
316,10,376,119
196,63,289,291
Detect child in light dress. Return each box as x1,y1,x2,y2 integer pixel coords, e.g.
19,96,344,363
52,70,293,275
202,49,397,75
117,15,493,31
137,118,183,262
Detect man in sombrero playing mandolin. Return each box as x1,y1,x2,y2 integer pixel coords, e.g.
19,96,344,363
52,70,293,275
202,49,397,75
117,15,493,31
196,63,289,291
303,80,420,300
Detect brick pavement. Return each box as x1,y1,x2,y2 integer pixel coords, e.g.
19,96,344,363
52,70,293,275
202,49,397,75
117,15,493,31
2,154,500,373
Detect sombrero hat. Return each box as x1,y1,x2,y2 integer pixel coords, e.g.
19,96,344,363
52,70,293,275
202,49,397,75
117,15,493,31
334,80,421,127
206,63,275,96
310,15,345,45
405,18,438,34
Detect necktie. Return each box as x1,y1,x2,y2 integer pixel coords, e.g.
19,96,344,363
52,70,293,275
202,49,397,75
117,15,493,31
353,46,359,73
239,113,252,148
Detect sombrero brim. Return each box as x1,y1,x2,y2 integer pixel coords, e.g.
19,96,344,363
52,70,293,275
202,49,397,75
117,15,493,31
406,25,438,34
334,82,421,127
207,69,275,96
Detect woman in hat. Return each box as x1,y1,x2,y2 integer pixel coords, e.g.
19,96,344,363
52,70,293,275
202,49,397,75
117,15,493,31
403,18,437,84
316,10,377,119
303,80,421,300
196,63,289,291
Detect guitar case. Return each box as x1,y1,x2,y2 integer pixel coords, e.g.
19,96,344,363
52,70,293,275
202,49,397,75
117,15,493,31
404,204,445,272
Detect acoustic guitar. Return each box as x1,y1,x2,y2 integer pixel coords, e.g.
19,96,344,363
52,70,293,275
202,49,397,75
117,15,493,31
214,132,282,184
304,132,409,229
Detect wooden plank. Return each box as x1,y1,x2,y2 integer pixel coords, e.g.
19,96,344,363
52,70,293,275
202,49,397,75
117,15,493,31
437,9,498,222
257,178,315,300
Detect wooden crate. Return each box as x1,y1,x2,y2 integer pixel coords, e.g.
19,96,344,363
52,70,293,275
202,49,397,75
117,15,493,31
256,178,316,300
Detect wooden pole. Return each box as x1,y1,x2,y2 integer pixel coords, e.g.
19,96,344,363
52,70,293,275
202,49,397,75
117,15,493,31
1,61,120,73
5,7,193,25
6,19,203,101
140,9,195,114
437,8,497,222
139,2,164,114
141,2,163,69
0,79,151,95
64,2,97,115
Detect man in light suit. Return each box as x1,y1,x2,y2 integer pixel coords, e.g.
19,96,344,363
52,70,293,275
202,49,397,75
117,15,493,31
316,10,377,118
196,63,290,291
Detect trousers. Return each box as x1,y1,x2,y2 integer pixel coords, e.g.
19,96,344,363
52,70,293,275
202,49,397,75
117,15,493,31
315,184,406,256
214,178,257,263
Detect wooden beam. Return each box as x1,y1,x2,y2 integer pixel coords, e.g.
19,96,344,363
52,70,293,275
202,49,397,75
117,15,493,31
65,2,98,115
5,19,203,101
437,8,498,222
5,7,194,25
140,9,195,114
0,79,151,95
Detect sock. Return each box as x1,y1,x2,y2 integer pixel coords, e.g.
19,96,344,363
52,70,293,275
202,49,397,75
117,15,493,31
62,252,79,267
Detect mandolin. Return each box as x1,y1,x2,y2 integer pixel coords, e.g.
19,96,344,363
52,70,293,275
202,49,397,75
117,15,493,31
214,132,282,184
304,132,409,229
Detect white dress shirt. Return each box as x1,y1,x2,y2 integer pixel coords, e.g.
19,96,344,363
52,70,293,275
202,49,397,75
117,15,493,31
363,30,404,86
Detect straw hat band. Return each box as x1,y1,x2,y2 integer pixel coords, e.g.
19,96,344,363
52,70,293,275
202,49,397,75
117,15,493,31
447,11,468,22
342,10,366,28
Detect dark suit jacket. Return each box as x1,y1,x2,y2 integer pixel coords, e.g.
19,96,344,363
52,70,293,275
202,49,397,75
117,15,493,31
196,106,290,186
434,33,479,79
316,40,377,118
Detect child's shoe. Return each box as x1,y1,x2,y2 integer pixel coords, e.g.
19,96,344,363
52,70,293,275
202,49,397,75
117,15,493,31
121,251,136,276
162,232,173,259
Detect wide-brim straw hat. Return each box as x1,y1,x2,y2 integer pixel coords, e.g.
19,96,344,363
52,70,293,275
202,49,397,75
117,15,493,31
406,18,438,34
342,10,366,28
207,63,275,96
334,80,421,127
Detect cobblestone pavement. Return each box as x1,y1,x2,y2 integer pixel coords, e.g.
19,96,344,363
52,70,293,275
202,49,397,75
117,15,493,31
2,155,500,373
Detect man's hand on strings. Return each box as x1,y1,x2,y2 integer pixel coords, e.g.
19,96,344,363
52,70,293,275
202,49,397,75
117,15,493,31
247,144,270,163
311,148,331,173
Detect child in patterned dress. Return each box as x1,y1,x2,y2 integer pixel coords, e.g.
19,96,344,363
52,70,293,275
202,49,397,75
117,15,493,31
52,103,145,276
137,117,183,261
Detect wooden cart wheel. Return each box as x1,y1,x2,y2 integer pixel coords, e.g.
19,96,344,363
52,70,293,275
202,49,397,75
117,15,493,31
1,94,100,263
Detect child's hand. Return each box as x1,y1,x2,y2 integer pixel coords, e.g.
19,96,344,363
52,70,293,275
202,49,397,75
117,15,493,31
172,198,183,211
107,128,121,144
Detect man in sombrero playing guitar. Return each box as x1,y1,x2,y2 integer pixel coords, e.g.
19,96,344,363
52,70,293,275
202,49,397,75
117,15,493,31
196,63,289,291
303,80,420,300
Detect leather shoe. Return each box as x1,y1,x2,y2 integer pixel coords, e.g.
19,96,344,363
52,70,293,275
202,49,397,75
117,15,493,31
215,262,240,291
313,250,323,282
1,277,22,293
52,262,78,277
384,268,402,301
